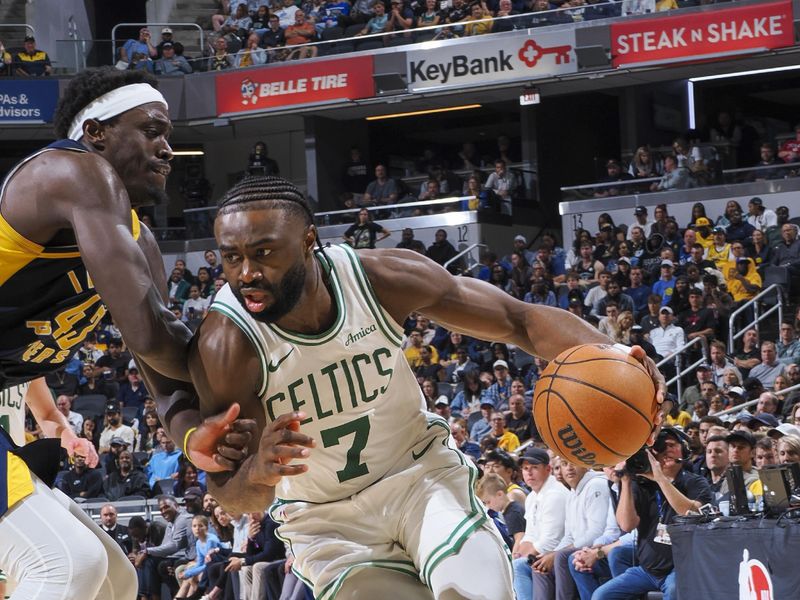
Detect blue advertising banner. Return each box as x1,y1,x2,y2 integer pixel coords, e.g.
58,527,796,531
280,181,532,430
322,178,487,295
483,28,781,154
0,79,59,122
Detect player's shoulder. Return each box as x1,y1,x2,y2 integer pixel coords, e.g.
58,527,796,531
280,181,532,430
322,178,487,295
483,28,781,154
356,247,443,285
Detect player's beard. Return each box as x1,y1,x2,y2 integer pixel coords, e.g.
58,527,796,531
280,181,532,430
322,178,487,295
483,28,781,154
230,259,307,324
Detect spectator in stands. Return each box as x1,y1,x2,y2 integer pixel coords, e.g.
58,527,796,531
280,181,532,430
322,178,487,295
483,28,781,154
485,411,520,452
628,206,654,239
154,42,192,75
0,40,11,76
708,340,739,387
119,28,157,64
777,321,800,366
117,365,149,413
749,341,785,389
513,447,570,599
79,417,100,450
135,496,193,600
426,228,460,273
56,394,83,435
772,222,800,279
155,27,183,58
726,429,759,486
363,164,398,206
98,400,136,453
593,429,712,600
677,287,716,343
702,435,730,506
483,449,527,505
483,359,514,410
234,512,288,600
625,265,651,318
284,10,318,59
594,280,635,318
146,431,183,490
95,337,132,384
483,159,518,216
746,197,777,231
174,462,206,498
248,141,280,176
648,306,685,360
343,208,390,249
628,145,662,179
531,461,611,600
595,159,633,198
136,409,162,453
778,124,800,164
750,143,784,181
725,256,761,307
477,473,525,551
651,260,677,306
261,14,287,56
470,400,495,442
572,243,605,286
505,394,534,443
99,504,134,555
650,155,691,191
58,453,104,500
181,284,209,330
387,0,415,36
208,36,234,70
168,267,191,307
464,1,493,34
104,449,151,501
77,332,104,364
235,32,269,66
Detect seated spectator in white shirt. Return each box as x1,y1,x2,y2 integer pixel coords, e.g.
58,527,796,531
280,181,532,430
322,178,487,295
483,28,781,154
56,394,83,435
646,306,685,360
182,284,210,326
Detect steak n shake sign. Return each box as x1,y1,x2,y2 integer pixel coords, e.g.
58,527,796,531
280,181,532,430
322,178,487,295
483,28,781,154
611,0,794,67
406,31,576,92
215,55,374,115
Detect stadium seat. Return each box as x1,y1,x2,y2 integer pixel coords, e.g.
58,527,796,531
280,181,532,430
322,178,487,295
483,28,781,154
72,394,108,418
437,382,455,399
513,349,535,370
132,451,149,466
154,478,175,496
466,411,483,431
122,406,139,424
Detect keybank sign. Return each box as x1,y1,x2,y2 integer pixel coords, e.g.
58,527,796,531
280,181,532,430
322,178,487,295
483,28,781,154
406,30,577,92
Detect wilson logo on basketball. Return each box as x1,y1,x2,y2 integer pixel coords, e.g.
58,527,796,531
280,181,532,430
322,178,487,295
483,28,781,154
557,424,596,466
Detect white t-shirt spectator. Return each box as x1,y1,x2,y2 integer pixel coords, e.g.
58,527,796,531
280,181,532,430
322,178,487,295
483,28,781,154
648,323,686,358
521,475,570,553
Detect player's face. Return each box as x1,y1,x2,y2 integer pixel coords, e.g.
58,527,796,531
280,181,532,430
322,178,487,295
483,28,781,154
216,207,314,324
100,103,173,208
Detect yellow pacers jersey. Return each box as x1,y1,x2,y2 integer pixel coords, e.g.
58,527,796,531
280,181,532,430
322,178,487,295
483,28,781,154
0,139,140,389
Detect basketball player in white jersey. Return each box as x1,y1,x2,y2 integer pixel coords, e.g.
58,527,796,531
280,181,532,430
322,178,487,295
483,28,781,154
0,378,137,599
183,177,666,599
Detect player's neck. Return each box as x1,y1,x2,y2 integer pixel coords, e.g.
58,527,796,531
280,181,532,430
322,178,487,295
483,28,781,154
273,255,336,335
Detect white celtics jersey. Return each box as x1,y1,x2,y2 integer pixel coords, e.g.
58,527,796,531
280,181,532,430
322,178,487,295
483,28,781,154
0,381,29,445
210,244,430,503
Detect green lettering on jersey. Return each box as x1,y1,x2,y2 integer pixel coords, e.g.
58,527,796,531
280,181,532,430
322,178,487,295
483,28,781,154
320,362,344,414
373,347,393,394
339,360,358,409
0,415,9,434
320,415,371,483
265,392,285,422
308,373,332,421
352,353,378,404
287,379,312,425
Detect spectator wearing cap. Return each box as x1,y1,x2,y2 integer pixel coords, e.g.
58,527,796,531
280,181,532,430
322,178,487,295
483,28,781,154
628,206,654,239
746,197,777,231
483,449,527,506
595,159,634,198
13,35,52,76
154,42,192,75
512,447,570,600
531,462,612,600
629,324,658,363
146,430,183,489
117,364,149,413
693,216,714,250
748,341,785,389
433,395,451,421
98,400,136,453
651,260,677,306
706,226,732,267
482,360,513,411
646,306,685,361
725,429,759,488
156,27,184,57
102,434,133,476
768,423,800,441
650,155,691,192
119,27,157,64
57,452,105,500
470,399,495,442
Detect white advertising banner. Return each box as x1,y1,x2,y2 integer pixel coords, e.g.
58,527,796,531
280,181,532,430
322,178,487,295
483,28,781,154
406,30,577,92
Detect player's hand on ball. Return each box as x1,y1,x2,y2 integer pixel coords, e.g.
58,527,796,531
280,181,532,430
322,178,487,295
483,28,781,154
188,403,258,472
252,411,315,487
628,345,667,446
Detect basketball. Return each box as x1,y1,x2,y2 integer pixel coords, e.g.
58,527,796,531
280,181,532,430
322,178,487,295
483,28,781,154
533,344,658,468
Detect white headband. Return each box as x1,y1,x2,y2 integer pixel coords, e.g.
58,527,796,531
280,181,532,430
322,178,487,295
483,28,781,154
67,83,168,141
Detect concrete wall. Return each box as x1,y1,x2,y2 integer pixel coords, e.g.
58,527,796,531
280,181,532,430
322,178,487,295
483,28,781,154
27,0,92,71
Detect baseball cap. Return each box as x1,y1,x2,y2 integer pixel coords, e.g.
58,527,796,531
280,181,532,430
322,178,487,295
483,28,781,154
736,257,750,263
634,206,647,215
659,306,673,315
631,324,643,332
480,399,495,408
568,297,582,307
434,395,449,407
110,436,129,447
483,449,517,470
128,359,138,370
696,363,711,371
514,235,527,244
752,413,780,428
727,386,745,396
161,27,173,34
661,259,674,268
694,217,711,227
105,400,121,414
161,41,174,49
688,287,703,297
493,359,509,370
743,377,763,392
749,197,763,206
23,35,35,42
618,256,631,264
726,429,756,447
768,423,800,439
519,446,550,465
183,486,203,500
712,226,726,234
606,159,621,167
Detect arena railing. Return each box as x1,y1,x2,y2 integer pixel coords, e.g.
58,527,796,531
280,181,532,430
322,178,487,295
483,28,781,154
727,283,783,354
714,381,800,418
110,22,205,64
0,24,35,41
656,335,709,401
444,242,488,274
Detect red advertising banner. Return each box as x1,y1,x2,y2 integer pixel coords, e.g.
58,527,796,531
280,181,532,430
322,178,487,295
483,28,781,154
215,55,374,115
611,0,794,67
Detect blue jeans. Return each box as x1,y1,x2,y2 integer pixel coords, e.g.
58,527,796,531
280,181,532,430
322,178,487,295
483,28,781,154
568,553,611,600
608,541,635,577
513,556,534,600
592,566,675,600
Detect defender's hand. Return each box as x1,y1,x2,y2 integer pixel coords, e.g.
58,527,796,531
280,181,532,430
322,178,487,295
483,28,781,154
61,431,99,468
187,403,257,472
251,412,315,487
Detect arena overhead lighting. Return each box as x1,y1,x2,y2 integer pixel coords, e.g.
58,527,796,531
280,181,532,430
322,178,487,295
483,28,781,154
688,64,800,83
171,150,205,156
366,104,482,121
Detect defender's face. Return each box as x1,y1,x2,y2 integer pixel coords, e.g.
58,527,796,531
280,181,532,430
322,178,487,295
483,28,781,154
216,207,314,323
101,103,172,207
